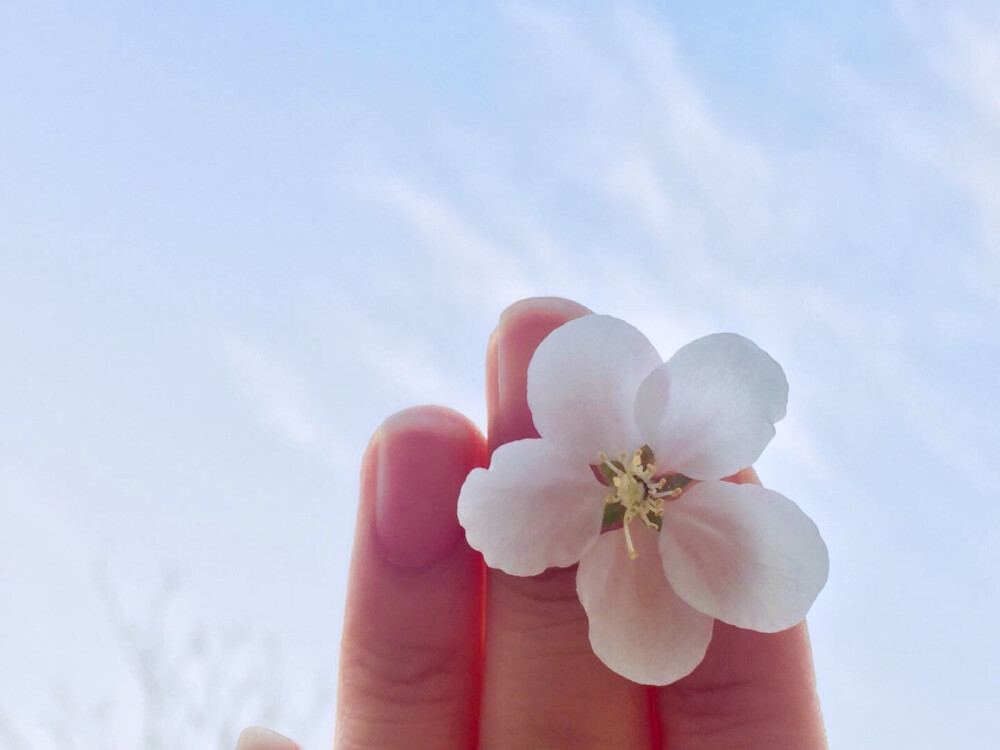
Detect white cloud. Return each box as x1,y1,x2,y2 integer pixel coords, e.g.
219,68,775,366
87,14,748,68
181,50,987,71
355,3,782,330
330,303,487,430
504,2,774,254
358,173,535,314
348,2,997,507
878,2,1000,302
937,12,1000,123
224,339,350,467
348,3,893,480
891,0,1000,125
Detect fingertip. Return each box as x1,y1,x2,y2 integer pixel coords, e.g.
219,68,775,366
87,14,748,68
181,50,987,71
492,297,591,450
373,405,487,567
339,412,486,749
498,296,592,325
376,404,484,448
236,726,299,750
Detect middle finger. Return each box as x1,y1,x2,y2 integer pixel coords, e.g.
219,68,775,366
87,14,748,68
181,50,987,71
477,298,654,750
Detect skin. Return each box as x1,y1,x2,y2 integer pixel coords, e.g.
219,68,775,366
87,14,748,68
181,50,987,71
241,297,827,750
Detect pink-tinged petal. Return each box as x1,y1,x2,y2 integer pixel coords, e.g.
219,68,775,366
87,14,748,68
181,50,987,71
576,525,715,685
528,315,662,459
457,439,606,576
659,481,828,632
635,333,788,480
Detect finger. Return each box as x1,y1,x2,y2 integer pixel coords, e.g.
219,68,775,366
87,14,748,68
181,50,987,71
478,297,655,750
335,406,487,750
656,468,827,750
236,727,299,750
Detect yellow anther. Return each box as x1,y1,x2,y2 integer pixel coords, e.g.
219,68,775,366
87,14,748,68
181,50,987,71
600,448,668,561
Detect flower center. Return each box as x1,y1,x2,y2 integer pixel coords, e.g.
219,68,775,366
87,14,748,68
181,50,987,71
598,448,688,560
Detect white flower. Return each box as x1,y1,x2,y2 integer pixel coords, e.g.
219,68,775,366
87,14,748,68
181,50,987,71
457,315,829,685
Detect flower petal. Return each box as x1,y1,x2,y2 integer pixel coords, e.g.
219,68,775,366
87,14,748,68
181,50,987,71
576,525,714,685
635,333,788,480
659,481,829,632
528,315,662,459
457,439,606,576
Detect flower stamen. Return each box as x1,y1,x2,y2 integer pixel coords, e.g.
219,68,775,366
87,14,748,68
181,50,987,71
599,448,683,559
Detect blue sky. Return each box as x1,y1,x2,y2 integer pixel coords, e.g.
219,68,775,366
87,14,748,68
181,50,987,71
2,2,998,748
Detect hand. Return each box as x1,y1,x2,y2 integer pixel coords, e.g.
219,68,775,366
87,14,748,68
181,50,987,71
239,297,827,750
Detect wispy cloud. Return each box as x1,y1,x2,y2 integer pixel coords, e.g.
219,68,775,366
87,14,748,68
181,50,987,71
329,302,487,429
224,339,350,467
350,2,996,505
355,2,781,324
876,2,1000,303
358,173,536,314
895,1,1000,125
352,1,851,478
503,2,774,255
916,6,1000,300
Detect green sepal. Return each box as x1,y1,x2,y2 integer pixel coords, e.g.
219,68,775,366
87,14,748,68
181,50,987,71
602,502,626,528
599,462,618,485
659,473,693,495
639,444,655,467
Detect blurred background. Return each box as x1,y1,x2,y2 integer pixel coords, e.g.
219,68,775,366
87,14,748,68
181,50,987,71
1,2,998,748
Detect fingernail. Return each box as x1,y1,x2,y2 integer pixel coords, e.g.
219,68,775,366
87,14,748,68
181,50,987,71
494,297,591,448
236,726,298,750
375,406,483,567
498,296,590,325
